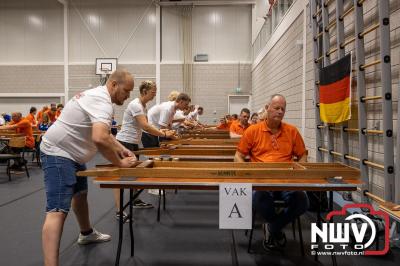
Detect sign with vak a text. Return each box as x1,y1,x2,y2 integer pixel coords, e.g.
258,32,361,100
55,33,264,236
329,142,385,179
219,183,252,229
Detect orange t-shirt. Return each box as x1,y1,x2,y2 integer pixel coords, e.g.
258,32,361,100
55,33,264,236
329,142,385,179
237,121,306,162
229,121,250,136
44,110,57,123
55,110,62,119
26,113,37,127
217,123,230,130
216,120,233,130
9,119,35,148
36,111,43,122
36,108,48,122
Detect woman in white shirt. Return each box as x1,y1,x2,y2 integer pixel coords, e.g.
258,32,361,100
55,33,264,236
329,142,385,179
115,81,175,218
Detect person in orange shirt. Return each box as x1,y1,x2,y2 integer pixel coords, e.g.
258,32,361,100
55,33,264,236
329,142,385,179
0,112,35,170
37,105,49,124
258,106,267,121
55,103,64,119
250,113,259,124
229,108,250,138
216,117,230,130
44,103,57,123
231,114,238,121
234,94,309,251
225,114,233,127
26,106,38,127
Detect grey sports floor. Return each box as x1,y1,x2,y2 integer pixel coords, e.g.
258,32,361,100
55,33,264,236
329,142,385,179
1,155,399,266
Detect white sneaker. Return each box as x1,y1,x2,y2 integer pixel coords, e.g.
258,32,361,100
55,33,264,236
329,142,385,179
148,189,164,195
77,228,111,245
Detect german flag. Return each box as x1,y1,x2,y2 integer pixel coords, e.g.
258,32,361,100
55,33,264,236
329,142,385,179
319,54,351,123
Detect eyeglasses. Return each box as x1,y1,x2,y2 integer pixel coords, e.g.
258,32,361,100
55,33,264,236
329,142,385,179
271,134,279,150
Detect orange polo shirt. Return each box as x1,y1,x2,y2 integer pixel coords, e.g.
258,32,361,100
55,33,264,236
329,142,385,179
216,121,232,130
44,110,57,123
237,121,306,162
36,108,48,123
55,110,62,119
36,111,43,123
26,113,37,127
229,121,250,136
9,119,35,148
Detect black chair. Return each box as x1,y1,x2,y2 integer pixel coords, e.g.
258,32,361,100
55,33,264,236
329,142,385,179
0,152,29,181
246,200,305,256
24,133,42,167
7,136,30,179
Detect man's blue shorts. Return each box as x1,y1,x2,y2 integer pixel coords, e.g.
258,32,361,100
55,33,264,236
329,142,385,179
40,152,88,213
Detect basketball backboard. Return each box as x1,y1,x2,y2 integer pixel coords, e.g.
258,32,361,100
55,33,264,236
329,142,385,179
96,58,117,75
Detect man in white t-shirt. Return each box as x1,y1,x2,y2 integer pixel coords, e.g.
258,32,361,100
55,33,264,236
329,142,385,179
115,81,175,213
142,93,191,147
172,109,185,129
186,105,204,126
40,69,137,266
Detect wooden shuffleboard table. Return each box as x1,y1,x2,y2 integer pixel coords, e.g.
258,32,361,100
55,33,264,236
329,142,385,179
160,138,239,146
177,129,231,139
180,129,229,133
78,160,361,266
135,147,237,161
180,133,231,139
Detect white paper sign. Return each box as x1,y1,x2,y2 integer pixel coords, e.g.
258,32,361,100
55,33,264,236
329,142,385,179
219,183,252,229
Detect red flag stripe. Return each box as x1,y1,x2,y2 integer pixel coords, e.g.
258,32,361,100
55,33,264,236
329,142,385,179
319,76,350,104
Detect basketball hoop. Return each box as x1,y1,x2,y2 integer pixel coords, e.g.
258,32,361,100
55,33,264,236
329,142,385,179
100,70,111,85
95,58,117,85
101,70,111,79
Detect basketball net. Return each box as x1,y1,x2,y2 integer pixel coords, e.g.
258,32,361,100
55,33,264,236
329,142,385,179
100,70,111,85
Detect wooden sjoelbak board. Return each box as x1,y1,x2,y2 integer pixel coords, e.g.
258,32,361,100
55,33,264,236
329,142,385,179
180,129,229,135
148,155,234,161
140,146,237,151
161,138,239,146
180,134,230,139
158,144,237,149
78,160,360,181
135,148,236,156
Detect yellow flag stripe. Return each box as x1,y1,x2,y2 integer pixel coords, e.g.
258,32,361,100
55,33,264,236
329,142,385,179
320,97,351,123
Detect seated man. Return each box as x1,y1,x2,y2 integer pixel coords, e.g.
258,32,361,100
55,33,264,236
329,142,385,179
234,94,309,250
0,112,35,170
216,117,229,130
231,114,238,121
229,108,250,138
250,113,259,124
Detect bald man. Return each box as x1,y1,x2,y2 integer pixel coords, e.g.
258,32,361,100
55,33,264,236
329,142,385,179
40,69,137,266
235,94,309,251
